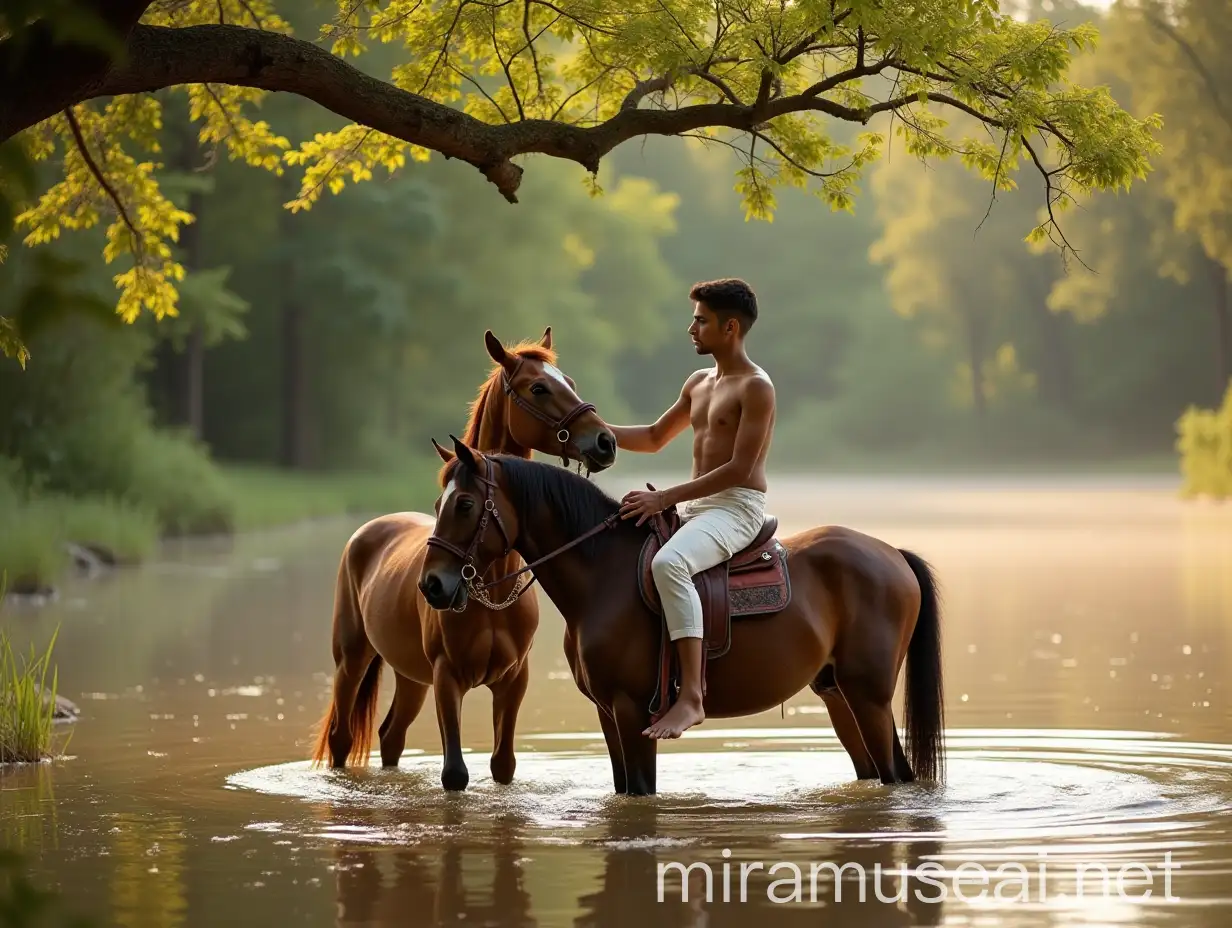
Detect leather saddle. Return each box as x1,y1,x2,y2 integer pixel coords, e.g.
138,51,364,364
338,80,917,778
638,502,792,723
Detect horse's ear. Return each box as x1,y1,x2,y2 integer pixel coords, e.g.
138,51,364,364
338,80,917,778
431,437,454,463
450,434,479,472
540,326,552,350
484,330,510,368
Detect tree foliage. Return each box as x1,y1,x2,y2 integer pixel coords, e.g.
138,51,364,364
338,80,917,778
1,0,1162,343
1101,0,1232,267
1177,381,1232,499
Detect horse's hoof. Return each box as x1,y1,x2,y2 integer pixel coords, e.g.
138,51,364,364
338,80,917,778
490,757,515,785
441,764,469,791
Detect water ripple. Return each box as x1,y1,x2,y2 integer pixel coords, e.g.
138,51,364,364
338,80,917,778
225,728,1232,859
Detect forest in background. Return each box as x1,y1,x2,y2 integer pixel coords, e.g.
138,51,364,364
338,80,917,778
3,0,1231,589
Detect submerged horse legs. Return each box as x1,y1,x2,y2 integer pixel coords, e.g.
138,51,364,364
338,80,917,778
811,669,880,781
597,707,628,793
489,659,530,785
433,662,471,791
378,671,430,767
612,692,657,796
834,636,914,785
372,661,531,785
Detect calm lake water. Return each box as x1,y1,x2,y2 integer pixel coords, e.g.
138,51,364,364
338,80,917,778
3,473,1232,927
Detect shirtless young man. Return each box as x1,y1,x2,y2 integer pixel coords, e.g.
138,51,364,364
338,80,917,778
610,278,776,739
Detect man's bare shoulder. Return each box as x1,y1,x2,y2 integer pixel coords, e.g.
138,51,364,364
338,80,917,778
739,367,776,402
682,368,712,395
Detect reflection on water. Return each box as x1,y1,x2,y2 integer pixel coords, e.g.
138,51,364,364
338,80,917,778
109,812,187,928
3,478,1232,926
223,729,1232,923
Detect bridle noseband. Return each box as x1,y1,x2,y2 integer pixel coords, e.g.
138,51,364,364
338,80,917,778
501,357,596,465
424,454,619,613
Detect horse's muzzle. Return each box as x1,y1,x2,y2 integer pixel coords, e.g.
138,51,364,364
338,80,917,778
419,571,465,611
579,428,617,471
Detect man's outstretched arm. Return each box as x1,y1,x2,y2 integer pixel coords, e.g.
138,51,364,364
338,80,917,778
660,378,775,507
608,371,702,453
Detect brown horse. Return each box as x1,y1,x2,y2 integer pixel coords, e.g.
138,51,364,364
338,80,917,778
310,328,617,791
418,441,946,796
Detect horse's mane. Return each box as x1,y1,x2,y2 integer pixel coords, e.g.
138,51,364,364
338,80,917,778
437,341,557,485
443,454,647,559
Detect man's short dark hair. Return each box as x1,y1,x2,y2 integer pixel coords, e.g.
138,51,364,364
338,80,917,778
690,278,758,333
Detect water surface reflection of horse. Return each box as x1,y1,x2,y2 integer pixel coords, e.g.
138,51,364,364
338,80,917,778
576,801,945,928
330,805,536,927
312,329,617,791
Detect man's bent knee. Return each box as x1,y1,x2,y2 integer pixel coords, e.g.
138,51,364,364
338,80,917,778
651,547,689,584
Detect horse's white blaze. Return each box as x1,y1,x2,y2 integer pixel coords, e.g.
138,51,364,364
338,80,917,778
542,363,571,388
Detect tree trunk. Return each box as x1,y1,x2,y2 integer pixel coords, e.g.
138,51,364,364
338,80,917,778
279,183,309,469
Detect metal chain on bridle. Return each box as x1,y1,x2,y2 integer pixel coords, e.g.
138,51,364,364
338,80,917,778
425,363,605,612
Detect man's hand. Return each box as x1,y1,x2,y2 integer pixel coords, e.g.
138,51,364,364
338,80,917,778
619,488,668,525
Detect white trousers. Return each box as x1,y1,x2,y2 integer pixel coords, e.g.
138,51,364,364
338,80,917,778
650,487,767,640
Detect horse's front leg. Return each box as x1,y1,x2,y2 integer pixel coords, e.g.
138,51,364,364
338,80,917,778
489,658,530,785
433,661,471,791
612,691,657,796
597,705,628,794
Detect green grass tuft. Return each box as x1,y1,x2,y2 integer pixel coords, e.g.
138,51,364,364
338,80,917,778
0,594,69,764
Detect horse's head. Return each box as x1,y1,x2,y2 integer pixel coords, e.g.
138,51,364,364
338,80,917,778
419,436,520,612
485,327,617,473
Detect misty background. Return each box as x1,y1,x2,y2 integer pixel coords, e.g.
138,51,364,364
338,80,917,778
2,0,1228,582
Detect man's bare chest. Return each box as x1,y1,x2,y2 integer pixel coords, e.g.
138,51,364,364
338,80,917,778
690,383,742,431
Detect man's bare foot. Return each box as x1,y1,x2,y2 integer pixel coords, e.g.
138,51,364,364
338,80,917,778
643,695,705,739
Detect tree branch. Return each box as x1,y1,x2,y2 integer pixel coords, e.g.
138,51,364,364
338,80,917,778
868,91,1005,127
620,57,742,110
775,9,852,64
0,0,154,143
0,17,1087,207
800,56,896,98
1023,134,1090,271
63,105,145,265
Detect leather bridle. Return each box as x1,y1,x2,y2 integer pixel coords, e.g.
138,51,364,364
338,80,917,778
501,357,597,466
424,452,620,613
425,459,513,584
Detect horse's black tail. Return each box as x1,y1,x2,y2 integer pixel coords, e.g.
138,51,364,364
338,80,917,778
898,548,945,783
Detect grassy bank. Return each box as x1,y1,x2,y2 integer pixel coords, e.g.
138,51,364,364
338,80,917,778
0,460,439,595
221,463,440,532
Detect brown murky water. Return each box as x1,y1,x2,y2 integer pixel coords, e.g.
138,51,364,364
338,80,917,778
4,474,1232,927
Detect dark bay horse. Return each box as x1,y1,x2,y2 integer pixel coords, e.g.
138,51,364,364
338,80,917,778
311,329,617,791
418,441,946,796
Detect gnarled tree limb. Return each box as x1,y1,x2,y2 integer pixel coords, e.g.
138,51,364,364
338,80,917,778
0,7,1096,204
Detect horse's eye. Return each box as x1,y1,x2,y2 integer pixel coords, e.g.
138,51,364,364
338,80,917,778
530,383,548,396
457,498,474,512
